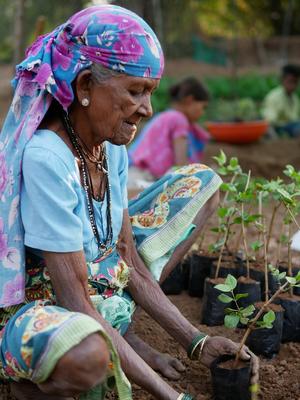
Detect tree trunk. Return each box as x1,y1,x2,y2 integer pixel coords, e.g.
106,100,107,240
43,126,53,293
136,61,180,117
13,0,26,66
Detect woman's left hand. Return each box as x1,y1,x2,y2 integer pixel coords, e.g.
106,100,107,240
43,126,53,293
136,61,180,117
200,336,259,385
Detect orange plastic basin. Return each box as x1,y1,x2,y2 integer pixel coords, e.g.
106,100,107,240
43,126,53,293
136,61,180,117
206,120,269,144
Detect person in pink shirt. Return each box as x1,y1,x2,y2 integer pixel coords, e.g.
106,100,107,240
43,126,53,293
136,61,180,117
128,77,210,189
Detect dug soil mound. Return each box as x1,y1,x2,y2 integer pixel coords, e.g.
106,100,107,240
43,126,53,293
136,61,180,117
132,293,300,400
203,137,300,179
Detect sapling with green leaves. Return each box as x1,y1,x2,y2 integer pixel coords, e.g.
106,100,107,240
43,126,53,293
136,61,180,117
231,171,262,280
273,166,300,286
215,270,300,362
210,151,244,278
258,178,285,254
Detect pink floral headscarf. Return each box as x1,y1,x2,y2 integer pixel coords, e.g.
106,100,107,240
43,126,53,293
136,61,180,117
0,5,164,307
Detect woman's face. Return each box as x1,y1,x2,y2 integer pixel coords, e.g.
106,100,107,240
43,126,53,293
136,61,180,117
75,73,159,146
186,99,207,123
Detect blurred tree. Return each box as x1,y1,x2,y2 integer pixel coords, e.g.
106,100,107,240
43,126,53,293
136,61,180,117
13,0,26,65
112,0,300,58
0,0,87,64
1,0,300,64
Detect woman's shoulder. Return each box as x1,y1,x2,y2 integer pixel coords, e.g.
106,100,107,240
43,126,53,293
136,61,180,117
24,129,75,167
106,142,127,160
159,109,189,126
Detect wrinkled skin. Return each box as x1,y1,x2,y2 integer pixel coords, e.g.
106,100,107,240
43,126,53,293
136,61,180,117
11,72,259,400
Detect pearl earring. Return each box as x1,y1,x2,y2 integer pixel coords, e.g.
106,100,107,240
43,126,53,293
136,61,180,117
81,98,90,107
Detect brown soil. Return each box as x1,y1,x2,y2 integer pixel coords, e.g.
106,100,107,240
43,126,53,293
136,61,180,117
254,302,284,313
277,292,300,301
212,260,235,268
207,277,225,284
238,276,258,284
131,293,300,400
218,358,249,370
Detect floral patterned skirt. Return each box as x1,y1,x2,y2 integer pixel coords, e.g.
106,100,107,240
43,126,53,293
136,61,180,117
0,163,221,388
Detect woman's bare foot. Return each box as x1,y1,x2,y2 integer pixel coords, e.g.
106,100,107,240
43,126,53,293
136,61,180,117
125,330,185,380
10,381,73,400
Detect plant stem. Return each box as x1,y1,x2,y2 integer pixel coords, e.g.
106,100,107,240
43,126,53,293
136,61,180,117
232,290,241,313
263,225,269,302
288,223,293,296
241,171,251,279
222,173,238,206
233,226,242,254
241,206,250,279
285,205,300,230
276,218,285,265
235,281,289,363
266,203,280,253
198,227,206,251
216,173,238,243
214,224,230,279
258,191,263,260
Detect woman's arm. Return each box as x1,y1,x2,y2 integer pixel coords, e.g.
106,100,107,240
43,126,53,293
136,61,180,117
43,250,179,400
173,136,189,166
118,210,199,349
118,210,255,367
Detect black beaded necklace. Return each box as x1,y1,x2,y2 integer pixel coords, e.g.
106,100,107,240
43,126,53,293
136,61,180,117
61,111,113,252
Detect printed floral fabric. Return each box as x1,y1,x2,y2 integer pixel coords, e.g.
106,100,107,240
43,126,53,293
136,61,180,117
129,164,222,267
0,163,221,336
0,300,132,400
0,4,164,307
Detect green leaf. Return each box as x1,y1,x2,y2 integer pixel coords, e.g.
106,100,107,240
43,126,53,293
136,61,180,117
225,307,239,313
225,274,237,290
263,310,275,325
229,157,239,168
241,305,255,317
286,276,296,285
217,166,228,176
233,216,242,224
220,183,237,193
240,317,249,325
210,227,221,233
278,272,287,280
214,284,231,292
224,314,240,329
235,293,249,300
218,207,229,218
213,150,227,166
295,271,300,282
250,240,264,251
218,293,233,303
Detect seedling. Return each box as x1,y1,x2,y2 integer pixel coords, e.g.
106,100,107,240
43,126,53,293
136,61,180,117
210,151,244,278
215,270,300,362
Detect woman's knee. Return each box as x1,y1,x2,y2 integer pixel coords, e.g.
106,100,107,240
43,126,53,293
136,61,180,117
39,333,110,396
195,189,219,222
206,189,220,211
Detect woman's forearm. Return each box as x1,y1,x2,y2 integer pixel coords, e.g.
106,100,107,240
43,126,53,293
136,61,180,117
43,251,179,400
118,211,199,349
127,252,199,349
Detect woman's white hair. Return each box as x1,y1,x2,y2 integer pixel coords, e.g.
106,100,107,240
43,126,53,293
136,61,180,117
90,63,122,84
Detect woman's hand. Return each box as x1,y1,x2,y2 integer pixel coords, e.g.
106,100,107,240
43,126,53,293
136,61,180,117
200,336,259,386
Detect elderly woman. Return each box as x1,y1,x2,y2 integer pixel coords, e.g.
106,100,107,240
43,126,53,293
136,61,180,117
0,5,258,400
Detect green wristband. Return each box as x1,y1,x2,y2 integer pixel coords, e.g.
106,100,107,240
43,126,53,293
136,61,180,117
177,394,194,400
187,333,207,360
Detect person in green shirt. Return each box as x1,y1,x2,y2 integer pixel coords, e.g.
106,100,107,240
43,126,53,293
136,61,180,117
262,64,300,137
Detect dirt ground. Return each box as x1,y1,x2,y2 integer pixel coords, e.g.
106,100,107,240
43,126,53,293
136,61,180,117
1,63,300,399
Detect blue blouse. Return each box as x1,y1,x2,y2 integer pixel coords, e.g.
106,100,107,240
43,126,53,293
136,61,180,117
21,129,128,262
